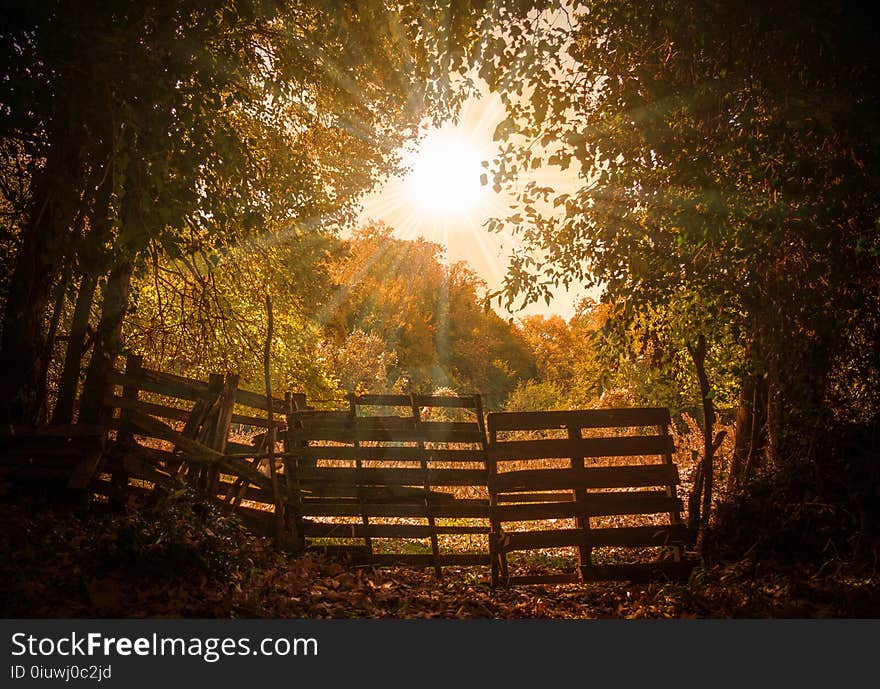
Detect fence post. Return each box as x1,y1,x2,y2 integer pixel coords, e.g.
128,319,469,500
658,421,684,562
109,354,142,508
282,392,304,550
567,424,593,580
206,373,237,495
66,351,127,494
196,373,224,490
482,398,507,587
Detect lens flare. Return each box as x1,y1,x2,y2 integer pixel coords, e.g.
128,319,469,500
405,131,486,220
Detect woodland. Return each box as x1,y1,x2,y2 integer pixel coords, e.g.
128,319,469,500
0,0,878,618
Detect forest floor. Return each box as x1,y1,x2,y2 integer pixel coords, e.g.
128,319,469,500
2,485,878,619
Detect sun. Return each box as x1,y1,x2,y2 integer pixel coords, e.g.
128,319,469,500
405,129,487,221
358,92,589,318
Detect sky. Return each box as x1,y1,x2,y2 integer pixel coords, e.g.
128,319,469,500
357,91,593,321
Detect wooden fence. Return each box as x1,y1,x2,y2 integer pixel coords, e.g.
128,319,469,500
93,355,303,541
486,408,691,585
287,393,491,575
1,358,695,585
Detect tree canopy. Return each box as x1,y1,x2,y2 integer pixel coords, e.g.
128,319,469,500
484,0,880,477
0,0,550,422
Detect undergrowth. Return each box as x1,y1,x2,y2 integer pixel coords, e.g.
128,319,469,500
707,421,880,572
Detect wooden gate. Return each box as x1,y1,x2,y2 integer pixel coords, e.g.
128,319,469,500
486,408,691,585
286,394,491,575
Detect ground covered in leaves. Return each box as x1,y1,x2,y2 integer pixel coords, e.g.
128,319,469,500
1,485,878,619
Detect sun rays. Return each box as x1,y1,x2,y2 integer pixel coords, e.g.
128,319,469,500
358,91,588,319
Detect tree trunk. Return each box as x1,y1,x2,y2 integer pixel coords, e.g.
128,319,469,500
0,175,69,424
728,369,768,491
78,262,133,424
0,129,88,425
686,334,726,542
34,265,72,424
743,374,769,481
766,355,782,468
51,273,99,424
52,159,115,424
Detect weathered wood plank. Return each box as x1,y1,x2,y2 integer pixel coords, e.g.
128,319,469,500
305,544,372,559
108,370,208,402
493,493,683,521
350,393,412,406
293,467,487,487
232,387,288,414
235,505,276,535
300,501,491,519
371,553,490,567
490,464,679,492
301,522,490,538
219,484,274,504
582,561,694,582
495,492,572,504
417,421,482,434
290,410,351,423
229,412,274,428
118,450,178,491
291,417,415,434
91,479,153,499
487,407,671,432
118,410,275,493
148,369,212,394
293,446,486,463
288,427,483,444
0,424,107,439
226,441,258,454
217,457,274,494
104,394,191,422
303,547,488,567
121,410,224,463
65,434,107,491
297,484,452,502
116,443,178,467
502,524,691,551
489,434,675,461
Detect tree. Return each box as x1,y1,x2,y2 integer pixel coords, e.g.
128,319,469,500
510,309,605,410
328,223,535,406
484,0,880,491
126,232,342,401
320,329,401,397
1,0,546,423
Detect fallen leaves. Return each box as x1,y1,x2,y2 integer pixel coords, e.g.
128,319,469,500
1,487,878,619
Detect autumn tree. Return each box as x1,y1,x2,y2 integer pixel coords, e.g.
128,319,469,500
506,308,602,411
126,232,343,401
484,0,880,504
1,1,552,424
328,223,535,406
